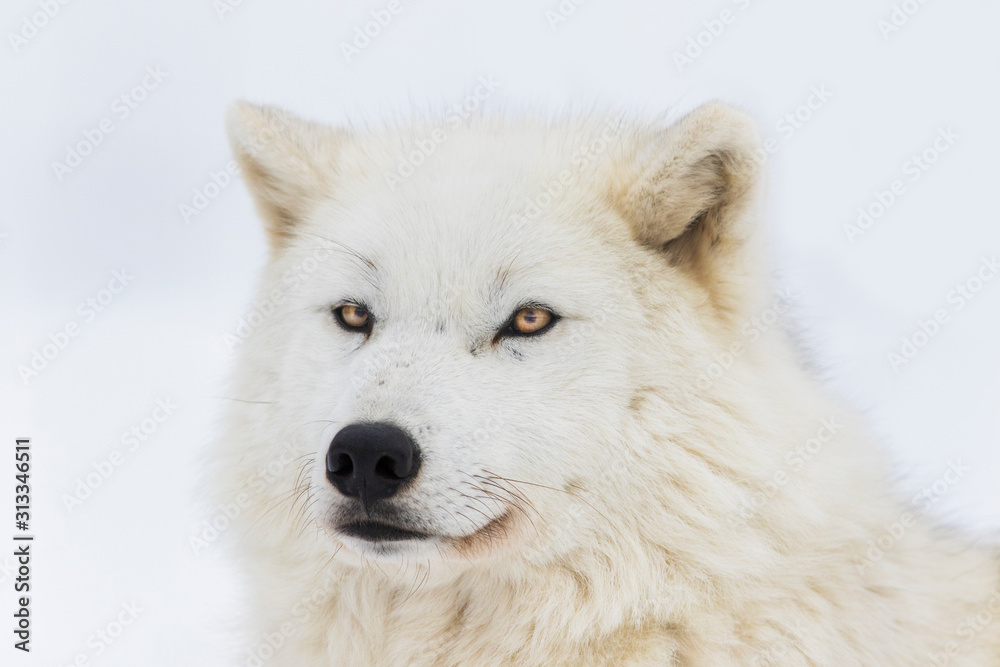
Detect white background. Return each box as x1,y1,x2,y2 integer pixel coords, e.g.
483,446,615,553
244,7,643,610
1,0,999,664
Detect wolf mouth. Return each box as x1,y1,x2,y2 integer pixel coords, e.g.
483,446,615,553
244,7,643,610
337,520,432,542
335,509,513,550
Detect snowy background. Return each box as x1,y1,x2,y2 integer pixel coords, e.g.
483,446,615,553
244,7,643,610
2,0,999,664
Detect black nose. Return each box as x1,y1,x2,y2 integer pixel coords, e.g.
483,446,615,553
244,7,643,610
326,423,421,510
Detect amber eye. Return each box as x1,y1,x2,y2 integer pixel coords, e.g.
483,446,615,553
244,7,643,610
496,306,557,341
334,304,371,333
513,307,552,334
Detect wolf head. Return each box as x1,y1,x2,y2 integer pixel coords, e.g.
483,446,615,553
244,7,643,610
222,101,776,578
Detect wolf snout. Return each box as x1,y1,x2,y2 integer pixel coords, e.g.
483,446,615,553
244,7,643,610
326,423,421,510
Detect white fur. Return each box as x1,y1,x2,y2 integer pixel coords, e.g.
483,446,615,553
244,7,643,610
212,101,1000,665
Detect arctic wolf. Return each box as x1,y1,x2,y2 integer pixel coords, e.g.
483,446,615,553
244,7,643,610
214,101,1000,665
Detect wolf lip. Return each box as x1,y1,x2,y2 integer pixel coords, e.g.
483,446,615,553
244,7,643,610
338,520,431,542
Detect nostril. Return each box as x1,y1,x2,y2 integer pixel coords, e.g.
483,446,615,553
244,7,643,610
375,455,405,480
328,452,354,477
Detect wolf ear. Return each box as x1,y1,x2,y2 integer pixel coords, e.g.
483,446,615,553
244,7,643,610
226,101,344,249
616,102,765,315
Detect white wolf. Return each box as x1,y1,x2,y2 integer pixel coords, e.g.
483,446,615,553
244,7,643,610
212,100,1000,665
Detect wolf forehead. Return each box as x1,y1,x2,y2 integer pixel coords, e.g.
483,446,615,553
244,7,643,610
249,115,633,229
227,101,765,319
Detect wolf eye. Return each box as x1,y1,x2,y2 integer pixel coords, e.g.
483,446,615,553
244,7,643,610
495,306,557,341
513,307,552,333
334,304,372,334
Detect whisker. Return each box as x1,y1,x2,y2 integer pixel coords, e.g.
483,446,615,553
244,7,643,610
298,231,379,275
482,470,625,541
212,396,276,405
